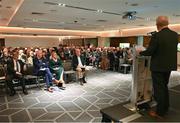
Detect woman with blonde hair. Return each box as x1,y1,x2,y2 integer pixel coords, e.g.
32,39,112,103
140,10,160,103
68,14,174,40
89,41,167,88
49,50,65,90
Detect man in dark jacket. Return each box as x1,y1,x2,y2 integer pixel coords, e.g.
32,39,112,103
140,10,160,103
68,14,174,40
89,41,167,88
33,50,59,92
6,50,28,96
72,48,87,85
139,16,178,117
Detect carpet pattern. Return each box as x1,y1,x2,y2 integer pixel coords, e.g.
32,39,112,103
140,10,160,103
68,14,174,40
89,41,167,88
0,67,180,122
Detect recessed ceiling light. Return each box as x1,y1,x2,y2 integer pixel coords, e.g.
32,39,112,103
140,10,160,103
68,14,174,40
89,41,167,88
97,9,103,13
58,3,66,7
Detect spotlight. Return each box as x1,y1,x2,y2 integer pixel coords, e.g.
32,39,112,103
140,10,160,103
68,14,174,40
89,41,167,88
58,3,66,7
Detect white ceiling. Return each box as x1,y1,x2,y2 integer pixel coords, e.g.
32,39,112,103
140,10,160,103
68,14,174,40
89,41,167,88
2,0,180,31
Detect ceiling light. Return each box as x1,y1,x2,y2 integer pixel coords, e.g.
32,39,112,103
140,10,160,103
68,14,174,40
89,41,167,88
97,9,103,13
128,15,136,20
58,3,66,7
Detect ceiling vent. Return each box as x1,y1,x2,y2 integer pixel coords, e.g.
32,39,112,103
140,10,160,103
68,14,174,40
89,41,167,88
31,12,45,15
131,3,139,6
173,14,180,17
138,24,145,26
97,19,107,22
44,2,57,5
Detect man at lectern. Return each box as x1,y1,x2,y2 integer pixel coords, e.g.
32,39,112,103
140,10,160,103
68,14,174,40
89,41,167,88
138,16,178,118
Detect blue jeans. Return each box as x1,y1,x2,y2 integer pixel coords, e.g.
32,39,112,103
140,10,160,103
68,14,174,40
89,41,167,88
38,68,54,88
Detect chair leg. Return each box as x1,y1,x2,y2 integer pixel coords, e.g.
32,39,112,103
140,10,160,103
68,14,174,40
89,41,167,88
5,81,9,94
36,77,41,88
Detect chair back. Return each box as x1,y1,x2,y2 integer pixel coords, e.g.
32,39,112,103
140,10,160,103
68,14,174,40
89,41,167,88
62,61,72,71
24,65,34,75
119,58,125,64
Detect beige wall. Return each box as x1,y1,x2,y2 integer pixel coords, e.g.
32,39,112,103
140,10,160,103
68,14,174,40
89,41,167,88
5,36,60,48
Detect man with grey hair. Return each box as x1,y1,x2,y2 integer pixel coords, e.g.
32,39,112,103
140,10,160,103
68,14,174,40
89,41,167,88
139,16,178,118
72,48,87,85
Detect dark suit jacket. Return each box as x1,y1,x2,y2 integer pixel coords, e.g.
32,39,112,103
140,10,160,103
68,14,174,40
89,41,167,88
33,57,48,75
72,55,86,71
140,28,178,72
6,58,25,76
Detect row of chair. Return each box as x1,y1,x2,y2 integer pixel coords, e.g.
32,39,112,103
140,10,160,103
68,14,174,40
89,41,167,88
0,60,77,93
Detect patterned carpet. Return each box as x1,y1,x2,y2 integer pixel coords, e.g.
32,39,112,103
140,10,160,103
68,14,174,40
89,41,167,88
0,67,180,122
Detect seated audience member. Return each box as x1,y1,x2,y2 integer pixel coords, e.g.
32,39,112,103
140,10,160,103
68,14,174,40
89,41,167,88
49,51,66,90
6,50,28,96
18,49,27,64
33,50,59,92
27,50,34,66
72,48,87,85
0,47,11,66
125,48,133,64
59,52,66,61
42,49,50,62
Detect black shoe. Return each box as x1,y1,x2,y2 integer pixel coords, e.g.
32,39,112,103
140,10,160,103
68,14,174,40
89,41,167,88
83,78,87,83
23,90,28,95
79,78,84,85
57,83,63,87
9,90,16,96
80,81,84,86
59,86,66,90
